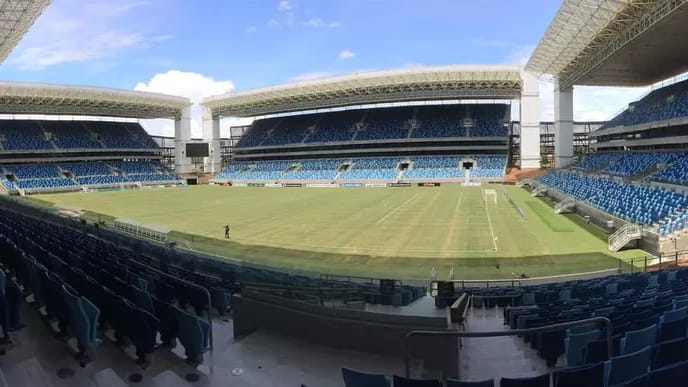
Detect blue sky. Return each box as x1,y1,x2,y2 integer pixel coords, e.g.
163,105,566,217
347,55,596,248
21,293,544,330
0,0,651,136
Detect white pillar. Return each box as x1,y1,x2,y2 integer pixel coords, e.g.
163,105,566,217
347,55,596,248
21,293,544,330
202,106,222,174
554,80,574,168
520,71,541,168
174,105,193,173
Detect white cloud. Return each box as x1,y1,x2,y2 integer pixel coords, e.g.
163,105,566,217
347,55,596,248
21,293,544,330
338,50,357,60
267,18,281,28
532,78,646,122
504,44,535,65
243,26,257,35
8,0,171,70
288,71,336,82
306,18,342,28
134,70,235,138
277,1,293,12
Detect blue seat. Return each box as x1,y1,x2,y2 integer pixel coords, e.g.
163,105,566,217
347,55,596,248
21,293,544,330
500,374,549,387
611,374,648,387
659,307,687,324
446,379,494,387
553,362,605,387
392,375,441,387
565,329,600,366
341,368,390,387
584,340,611,364
620,324,657,355
62,285,101,356
174,307,210,365
652,337,688,369
605,347,652,386
658,317,688,342
647,360,688,387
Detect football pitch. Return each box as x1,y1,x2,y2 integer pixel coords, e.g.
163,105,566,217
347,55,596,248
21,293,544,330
33,185,644,280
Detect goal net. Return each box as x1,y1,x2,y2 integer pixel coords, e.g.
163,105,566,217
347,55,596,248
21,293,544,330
483,189,497,205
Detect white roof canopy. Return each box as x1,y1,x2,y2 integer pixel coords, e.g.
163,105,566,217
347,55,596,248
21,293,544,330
0,0,49,64
203,65,522,117
0,82,191,119
527,0,688,89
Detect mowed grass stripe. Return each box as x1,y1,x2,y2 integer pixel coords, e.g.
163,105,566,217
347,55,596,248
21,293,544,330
33,185,647,279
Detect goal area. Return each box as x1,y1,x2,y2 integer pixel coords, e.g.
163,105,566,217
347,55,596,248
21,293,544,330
483,189,497,205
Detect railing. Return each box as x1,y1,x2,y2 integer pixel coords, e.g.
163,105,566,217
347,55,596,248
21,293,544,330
404,316,613,378
554,198,575,214
608,223,642,252
531,186,546,196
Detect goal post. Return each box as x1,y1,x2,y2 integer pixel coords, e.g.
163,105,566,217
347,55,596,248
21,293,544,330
483,189,497,205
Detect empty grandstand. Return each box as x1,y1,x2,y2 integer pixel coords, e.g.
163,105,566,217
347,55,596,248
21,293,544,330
212,101,512,185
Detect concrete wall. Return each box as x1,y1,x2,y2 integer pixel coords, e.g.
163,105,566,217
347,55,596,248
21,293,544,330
233,292,460,377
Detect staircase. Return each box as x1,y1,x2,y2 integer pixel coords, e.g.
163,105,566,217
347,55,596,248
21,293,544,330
608,223,642,252
531,186,547,197
554,198,576,214
82,123,106,148
517,178,535,188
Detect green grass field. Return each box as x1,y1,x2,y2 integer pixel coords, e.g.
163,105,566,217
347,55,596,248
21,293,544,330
31,185,645,280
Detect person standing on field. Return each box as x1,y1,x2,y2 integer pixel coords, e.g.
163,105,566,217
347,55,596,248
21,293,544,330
224,224,230,239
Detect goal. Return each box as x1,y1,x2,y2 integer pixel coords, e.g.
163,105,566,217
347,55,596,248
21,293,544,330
483,189,497,205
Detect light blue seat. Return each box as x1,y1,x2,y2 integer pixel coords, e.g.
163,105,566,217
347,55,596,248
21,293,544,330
605,347,652,386
620,324,657,355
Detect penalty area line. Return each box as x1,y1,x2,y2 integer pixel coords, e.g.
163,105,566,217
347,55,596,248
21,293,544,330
482,189,498,252
376,193,420,225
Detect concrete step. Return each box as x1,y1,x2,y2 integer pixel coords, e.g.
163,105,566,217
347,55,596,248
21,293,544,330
92,368,127,387
150,370,192,387
1,358,54,387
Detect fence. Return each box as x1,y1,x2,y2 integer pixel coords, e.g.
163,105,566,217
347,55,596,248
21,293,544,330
404,316,613,379
619,248,688,274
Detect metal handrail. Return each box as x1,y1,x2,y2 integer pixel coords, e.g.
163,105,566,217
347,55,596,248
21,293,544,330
404,316,612,378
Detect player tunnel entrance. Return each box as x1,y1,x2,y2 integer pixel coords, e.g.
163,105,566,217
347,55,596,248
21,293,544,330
460,157,476,180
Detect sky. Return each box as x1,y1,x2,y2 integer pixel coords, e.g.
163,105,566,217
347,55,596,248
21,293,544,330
0,0,653,137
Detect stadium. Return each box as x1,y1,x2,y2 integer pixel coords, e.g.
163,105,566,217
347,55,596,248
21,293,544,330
0,0,687,386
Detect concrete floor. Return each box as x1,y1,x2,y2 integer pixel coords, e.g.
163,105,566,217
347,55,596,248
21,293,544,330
0,300,549,386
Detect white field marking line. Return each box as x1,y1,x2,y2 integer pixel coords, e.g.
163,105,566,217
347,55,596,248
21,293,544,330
454,191,464,213
482,188,498,252
375,193,420,225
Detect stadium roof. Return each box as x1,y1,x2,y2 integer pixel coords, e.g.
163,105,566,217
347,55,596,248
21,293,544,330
527,0,688,89
0,0,49,64
202,65,522,117
0,82,191,119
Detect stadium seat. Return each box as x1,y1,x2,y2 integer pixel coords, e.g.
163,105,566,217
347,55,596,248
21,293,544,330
652,337,688,369
499,373,549,387
552,362,605,387
620,324,657,355
565,329,600,366
446,379,494,387
392,375,441,387
174,307,210,365
605,347,652,386
646,360,688,387
341,368,390,387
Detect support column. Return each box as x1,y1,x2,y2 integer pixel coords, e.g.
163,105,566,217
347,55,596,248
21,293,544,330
520,71,541,168
202,106,222,174
174,104,192,174
554,80,574,168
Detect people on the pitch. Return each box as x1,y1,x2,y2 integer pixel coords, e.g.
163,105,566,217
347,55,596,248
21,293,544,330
224,224,230,239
